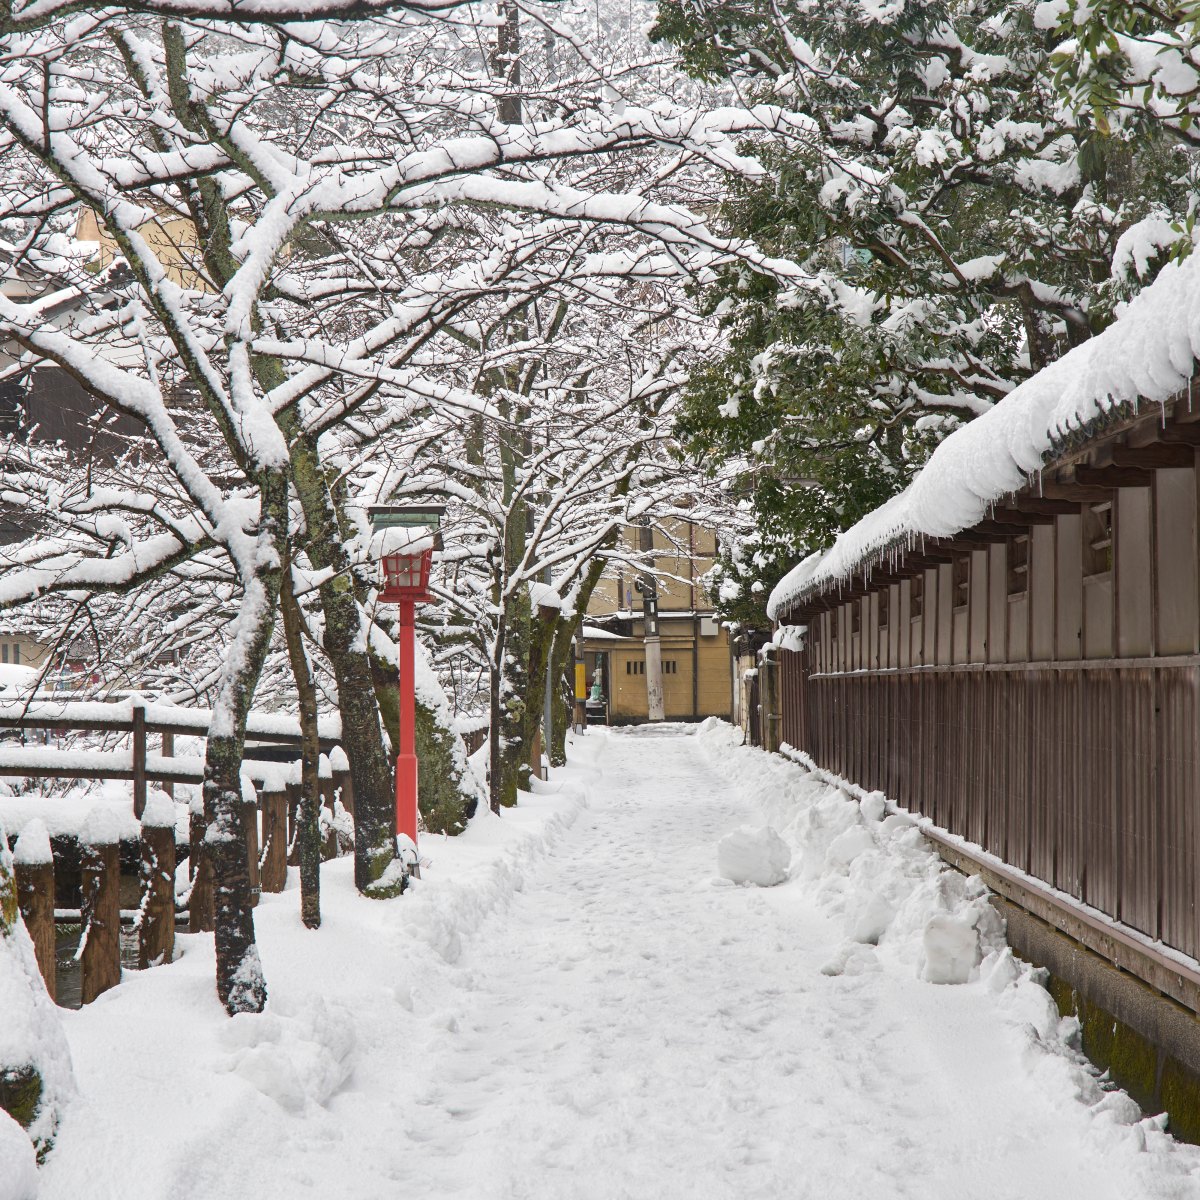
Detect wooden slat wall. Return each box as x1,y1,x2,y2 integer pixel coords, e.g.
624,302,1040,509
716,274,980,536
776,447,1200,966
782,654,1200,957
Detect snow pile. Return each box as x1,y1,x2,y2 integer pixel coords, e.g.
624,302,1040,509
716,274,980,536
221,997,355,1113
0,1110,37,1200
768,248,1200,617
696,718,1194,1154
698,718,1005,982
34,734,604,1199
717,825,790,886
0,821,75,1157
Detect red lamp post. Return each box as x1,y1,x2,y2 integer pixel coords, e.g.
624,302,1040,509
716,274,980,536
370,506,444,855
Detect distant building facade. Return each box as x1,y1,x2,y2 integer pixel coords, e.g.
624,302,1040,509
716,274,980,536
580,518,732,722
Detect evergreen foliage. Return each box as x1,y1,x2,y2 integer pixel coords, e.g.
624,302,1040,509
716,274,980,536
656,0,1198,615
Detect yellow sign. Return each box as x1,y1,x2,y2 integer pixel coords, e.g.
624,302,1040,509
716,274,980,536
574,662,587,700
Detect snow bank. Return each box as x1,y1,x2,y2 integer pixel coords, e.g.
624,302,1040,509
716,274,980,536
696,719,1195,1152
35,734,604,1198
769,249,1200,617
716,825,790,886
0,1110,37,1200
0,821,75,1157
698,719,1005,981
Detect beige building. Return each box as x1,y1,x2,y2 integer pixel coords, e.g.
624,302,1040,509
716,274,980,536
580,519,732,723
75,209,210,292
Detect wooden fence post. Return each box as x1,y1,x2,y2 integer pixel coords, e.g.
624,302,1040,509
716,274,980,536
286,781,301,867
161,730,175,800
13,820,55,1002
319,755,338,861
260,788,288,894
139,795,175,969
242,783,260,908
79,809,121,1004
330,746,354,822
188,805,215,933
132,701,147,820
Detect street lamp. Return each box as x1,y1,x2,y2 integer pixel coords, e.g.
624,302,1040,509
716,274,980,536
369,504,445,856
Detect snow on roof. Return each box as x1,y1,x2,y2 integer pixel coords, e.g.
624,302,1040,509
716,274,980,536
768,251,1200,620
368,525,435,558
0,664,39,697
580,624,631,641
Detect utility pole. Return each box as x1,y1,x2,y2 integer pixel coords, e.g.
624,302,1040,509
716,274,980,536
636,521,665,722
640,577,665,722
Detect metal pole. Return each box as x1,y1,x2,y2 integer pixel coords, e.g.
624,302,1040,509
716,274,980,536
643,582,665,722
396,598,419,846
543,566,553,779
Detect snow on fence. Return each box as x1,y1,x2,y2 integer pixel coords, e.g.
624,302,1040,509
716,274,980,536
0,698,351,1007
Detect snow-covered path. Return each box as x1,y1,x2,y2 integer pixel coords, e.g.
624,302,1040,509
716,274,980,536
36,726,1200,1199
382,727,1190,1200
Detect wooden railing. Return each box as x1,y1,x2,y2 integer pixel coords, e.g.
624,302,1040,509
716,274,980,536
0,698,350,1006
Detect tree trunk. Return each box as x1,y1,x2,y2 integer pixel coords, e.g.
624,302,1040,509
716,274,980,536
522,605,559,780
488,609,506,813
204,476,287,1016
287,431,396,895
497,589,531,807
548,621,576,767
281,569,322,929
139,820,176,970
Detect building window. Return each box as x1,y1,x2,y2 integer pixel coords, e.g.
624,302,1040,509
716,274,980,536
910,574,924,621
878,588,889,630
953,555,970,611
1,645,7,664
11,643,17,665
1007,535,1029,597
1084,502,1113,578
663,661,677,675
625,660,646,676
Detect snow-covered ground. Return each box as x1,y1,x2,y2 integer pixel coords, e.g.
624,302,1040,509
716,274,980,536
21,724,1200,1199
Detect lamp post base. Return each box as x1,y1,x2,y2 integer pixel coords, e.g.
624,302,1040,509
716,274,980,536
396,752,419,846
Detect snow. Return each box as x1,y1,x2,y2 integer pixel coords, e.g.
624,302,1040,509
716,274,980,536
0,823,74,1157
367,526,435,559
78,806,124,847
0,781,144,844
769,249,1200,617
140,792,177,831
579,624,629,640
11,820,51,866
528,580,563,610
23,724,1200,1197
0,1112,36,1200
716,824,790,886
0,666,38,698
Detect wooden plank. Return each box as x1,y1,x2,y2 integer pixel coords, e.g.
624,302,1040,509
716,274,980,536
1111,443,1195,469
132,703,147,819
80,836,121,1004
14,857,55,1001
1074,465,1153,489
